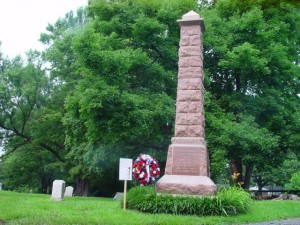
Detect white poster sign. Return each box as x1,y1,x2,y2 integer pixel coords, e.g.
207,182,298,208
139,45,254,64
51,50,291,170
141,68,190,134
119,158,132,181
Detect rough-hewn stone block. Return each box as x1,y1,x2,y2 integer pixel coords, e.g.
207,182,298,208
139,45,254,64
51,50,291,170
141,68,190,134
177,90,202,102
179,46,201,57
178,67,202,78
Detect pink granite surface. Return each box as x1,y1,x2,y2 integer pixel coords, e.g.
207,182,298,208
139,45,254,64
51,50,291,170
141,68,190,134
156,11,216,196
156,175,216,195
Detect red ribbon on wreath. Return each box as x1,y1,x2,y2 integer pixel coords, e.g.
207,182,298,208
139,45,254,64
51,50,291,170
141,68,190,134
132,154,160,186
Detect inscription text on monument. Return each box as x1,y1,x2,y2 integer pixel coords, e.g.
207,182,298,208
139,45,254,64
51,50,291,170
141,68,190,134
171,146,207,176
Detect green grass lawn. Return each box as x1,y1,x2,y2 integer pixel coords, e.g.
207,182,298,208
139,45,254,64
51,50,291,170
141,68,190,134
0,191,300,225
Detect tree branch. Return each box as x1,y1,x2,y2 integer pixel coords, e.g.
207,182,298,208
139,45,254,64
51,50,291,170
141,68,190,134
40,143,65,163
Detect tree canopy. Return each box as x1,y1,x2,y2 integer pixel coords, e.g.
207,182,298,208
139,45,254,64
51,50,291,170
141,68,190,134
204,0,300,188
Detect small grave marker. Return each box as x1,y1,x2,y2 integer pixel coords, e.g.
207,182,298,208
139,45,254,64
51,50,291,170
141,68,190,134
113,192,124,201
51,180,65,201
64,186,74,197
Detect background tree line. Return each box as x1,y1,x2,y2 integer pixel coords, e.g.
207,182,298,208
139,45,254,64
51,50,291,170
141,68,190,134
0,0,299,196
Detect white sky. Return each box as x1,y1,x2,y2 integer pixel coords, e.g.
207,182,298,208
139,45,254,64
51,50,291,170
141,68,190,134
0,0,88,58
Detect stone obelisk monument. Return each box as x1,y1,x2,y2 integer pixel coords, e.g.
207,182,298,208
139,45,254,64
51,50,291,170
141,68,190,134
156,11,216,195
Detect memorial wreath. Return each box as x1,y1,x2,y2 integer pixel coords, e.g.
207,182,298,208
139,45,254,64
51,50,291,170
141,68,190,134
132,154,160,186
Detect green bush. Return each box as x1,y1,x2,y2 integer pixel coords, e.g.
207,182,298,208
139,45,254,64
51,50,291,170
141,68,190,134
126,186,253,216
285,172,300,190
216,186,253,215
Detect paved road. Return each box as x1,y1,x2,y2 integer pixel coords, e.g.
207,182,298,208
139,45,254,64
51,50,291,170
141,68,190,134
244,218,300,225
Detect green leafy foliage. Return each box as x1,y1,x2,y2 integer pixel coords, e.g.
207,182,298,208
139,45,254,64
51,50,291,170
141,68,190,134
126,186,253,216
61,0,198,195
253,151,300,190
0,44,68,192
285,172,300,190
203,0,300,188
1,147,65,193
217,187,253,215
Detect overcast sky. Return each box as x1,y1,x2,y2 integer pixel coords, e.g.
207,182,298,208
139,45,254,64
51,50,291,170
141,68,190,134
0,0,88,58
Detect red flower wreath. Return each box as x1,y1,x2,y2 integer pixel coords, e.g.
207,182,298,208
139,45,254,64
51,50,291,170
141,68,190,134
132,154,160,186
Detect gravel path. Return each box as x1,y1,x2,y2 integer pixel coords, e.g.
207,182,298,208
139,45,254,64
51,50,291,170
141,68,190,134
243,218,300,225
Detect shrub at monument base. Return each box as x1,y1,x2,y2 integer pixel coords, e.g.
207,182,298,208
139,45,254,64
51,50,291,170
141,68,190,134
126,186,253,216
216,187,253,215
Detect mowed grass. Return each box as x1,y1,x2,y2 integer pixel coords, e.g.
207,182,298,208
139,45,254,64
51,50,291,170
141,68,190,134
0,191,300,225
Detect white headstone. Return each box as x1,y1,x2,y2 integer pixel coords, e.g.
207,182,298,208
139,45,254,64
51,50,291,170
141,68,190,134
113,192,124,200
64,186,74,197
0,182,2,190
51,180,65,201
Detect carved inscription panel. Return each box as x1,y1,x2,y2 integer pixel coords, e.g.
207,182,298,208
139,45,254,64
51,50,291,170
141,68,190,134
171,145,207,176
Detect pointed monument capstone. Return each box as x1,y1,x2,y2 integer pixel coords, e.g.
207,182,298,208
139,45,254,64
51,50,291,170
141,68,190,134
156,11,216,195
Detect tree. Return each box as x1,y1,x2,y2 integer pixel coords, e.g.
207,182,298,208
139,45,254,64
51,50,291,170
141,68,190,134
34,0,201,196
285,172,300,190
60,0,199,195
203,0,300,188
0,49,68,192
1,146,66,193
205,97,279,188
0,52,66,160
253,150,300,190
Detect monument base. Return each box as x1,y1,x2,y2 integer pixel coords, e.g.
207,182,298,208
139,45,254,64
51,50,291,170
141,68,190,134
156,175,216,196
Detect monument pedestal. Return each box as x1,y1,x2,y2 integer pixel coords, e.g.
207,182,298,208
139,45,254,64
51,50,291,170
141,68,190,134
156,137,216,195
156,175,216,195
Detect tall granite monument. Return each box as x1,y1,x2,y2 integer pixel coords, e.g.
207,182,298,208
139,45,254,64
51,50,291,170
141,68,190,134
156,11,216,195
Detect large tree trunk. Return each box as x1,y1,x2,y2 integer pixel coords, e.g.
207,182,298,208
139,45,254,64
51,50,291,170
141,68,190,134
253,175,265,196
74,177,90,196
254,175,266,192
230,158,243,183
231,159,254,189
242,163,253,190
